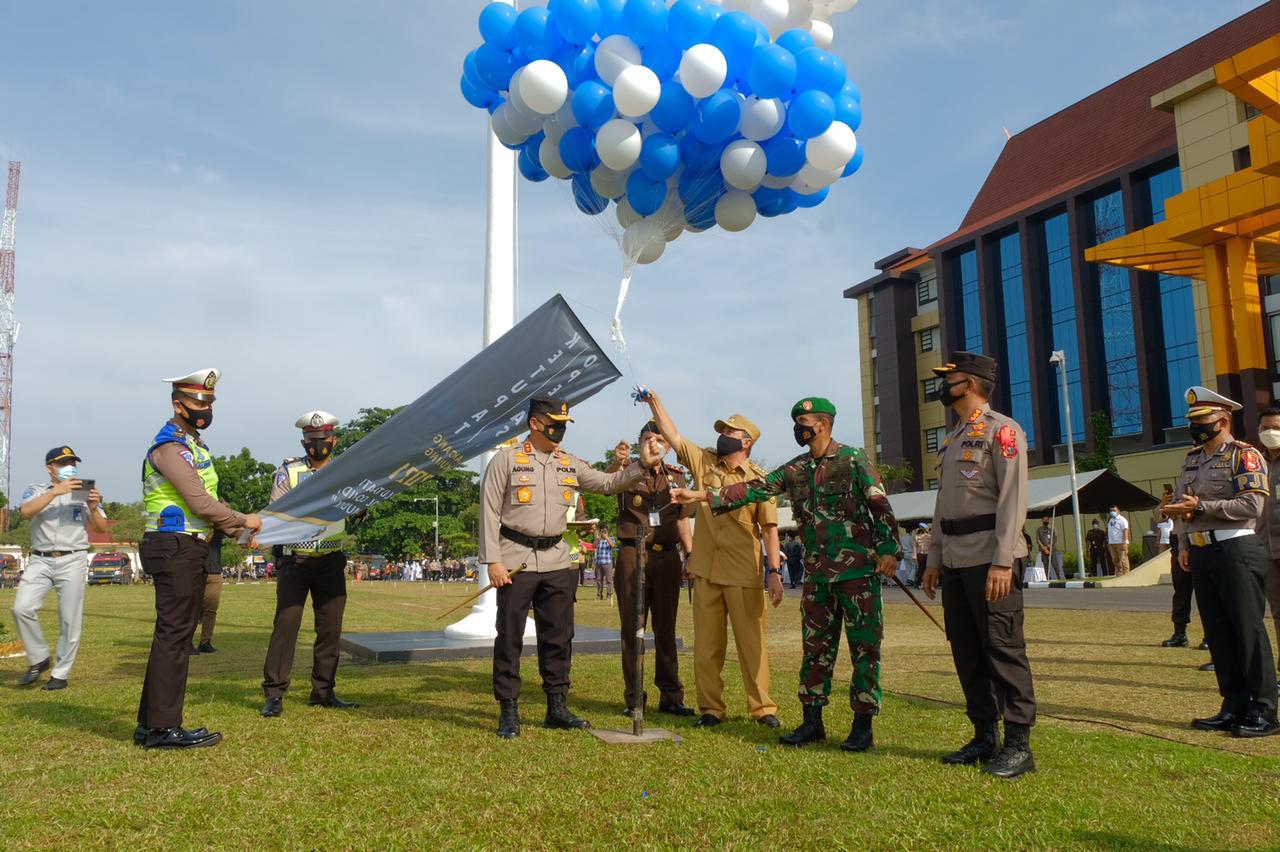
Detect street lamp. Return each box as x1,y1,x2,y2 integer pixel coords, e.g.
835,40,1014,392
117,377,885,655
1049,350,1086,579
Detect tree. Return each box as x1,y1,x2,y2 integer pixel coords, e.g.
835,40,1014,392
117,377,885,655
354,469,481,558
212,448,277,513
103,501,145,543
877,459,916,494
1077,412,1116,473
335,407,405,456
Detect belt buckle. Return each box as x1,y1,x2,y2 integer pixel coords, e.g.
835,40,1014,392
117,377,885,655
1190,532,1210,548
652,543,664,552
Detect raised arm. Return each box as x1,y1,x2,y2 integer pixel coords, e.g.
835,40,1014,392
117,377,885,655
644,391,683,453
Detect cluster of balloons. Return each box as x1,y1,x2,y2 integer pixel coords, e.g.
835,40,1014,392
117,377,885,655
461,0,863,265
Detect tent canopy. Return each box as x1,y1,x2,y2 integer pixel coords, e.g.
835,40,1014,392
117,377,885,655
889,469,1160,526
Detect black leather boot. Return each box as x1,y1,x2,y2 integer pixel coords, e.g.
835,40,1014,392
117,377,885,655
544,693,590,730
839,713,874,752
1161,631,1188,648
941,720,1000,765
985,722,1035,778
779,704,825,746
497,698,521,739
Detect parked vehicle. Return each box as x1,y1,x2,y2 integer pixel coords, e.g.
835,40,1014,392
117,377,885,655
89,552,132,585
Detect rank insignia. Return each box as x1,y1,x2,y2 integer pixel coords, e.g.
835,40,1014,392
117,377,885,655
997,425,1018,458
522,442,534,454
969,420,987,433
962,450,974,461
516,487,533,504
967,408,983,423
560,476,579,486
632,495,644,507
518,475,531,483
514,455,530,465
961,468,980,480
563,489,574,502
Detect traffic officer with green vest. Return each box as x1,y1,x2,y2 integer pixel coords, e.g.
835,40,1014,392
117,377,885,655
135,368,261,750
261,411,359,717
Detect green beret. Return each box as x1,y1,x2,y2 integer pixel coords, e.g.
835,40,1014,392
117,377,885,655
791,397,837,419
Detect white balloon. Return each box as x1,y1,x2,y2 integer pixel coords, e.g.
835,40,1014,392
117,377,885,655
806,122,857,171
808,18,834,49
517,59,570,116
797,160,841,189
491,107,530,147
663,219,683,242
751,0,790,35
623,219,666,264
590,166,628,200
616,197,642,228
640,119,662,139
540,135,573,179
760,173,794,189
740,97,786,142
595,34,642,86
720,139,767,190
678,44,728,99
595,118,643,171
785,0,814,29
613,65,661,118
715,190,757,232
500,101,544,135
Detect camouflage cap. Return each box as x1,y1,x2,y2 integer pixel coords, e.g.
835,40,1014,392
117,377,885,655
791,397,837,420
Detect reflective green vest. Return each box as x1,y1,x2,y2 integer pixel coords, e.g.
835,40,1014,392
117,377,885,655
142,422,219,534
281,459,345,555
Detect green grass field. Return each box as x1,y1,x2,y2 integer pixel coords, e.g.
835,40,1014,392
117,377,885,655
0,580,1277,850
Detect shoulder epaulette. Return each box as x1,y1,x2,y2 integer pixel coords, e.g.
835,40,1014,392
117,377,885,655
748,461,769,478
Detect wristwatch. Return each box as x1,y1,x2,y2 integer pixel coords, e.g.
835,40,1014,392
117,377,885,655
767,568,782,577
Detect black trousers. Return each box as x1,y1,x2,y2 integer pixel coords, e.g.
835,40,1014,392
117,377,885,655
1189,536,1278,718
615,545,684,708
493,567,577,701
787,561,804,588
940,564,1037,726
137,532,209,729
1169,537,1195,630
262,552,348,700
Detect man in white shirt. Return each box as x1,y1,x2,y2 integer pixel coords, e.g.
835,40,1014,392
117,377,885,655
1156,516,1174,553
1107,506,1131,576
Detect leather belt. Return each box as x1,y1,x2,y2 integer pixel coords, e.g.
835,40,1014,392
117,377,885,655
501,525,563,551
618,539,671,552
1188,529,1254,548
941,515,997,536
32,549,87,558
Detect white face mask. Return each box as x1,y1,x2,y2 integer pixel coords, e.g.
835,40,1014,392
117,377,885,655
56,465,78,481
1259,429,1280,450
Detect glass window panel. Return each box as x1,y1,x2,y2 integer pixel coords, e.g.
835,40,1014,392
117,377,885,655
1090,191,1142,437
1042,212,1085,441
997,231,1035,448
958,250,982,351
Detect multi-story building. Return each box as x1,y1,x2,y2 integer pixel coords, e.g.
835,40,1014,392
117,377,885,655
847,3,1280,503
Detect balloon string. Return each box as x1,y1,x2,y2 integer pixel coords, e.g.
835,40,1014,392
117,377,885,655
610,260,637,375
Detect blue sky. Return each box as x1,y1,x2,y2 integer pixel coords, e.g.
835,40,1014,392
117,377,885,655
0,0,1262,502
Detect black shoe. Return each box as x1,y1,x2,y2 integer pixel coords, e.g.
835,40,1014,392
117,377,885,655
658,702,696,717
133,725,209,745
261,698,283,717
1231,714,1280,738
623,707,636,718
840,713,874,752
694,713,723,728
1191,710,1238,731
942,720,1001,765
1199,662,1216,672
18,658,50,687
756,714,781,729
984,723,1035,778
1198,640,1210,651
544,693,590,730
779,704,825,746
142,727,222,750
197,641,217,654
309,691,359,709
1161,632,1189,648
498,698,521,739
41,677,68,691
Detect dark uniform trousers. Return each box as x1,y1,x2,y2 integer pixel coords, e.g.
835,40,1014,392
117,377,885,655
941,564,1037,726
137,532,210,729
1189,537,1278,717
262,552,348,700
493,567,578,701
615,544,684,708
1169,535,1195,631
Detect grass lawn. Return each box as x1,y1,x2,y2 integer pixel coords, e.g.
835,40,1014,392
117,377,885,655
0,579,1277,850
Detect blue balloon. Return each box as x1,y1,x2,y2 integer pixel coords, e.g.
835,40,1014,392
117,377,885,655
622,0,668,47
475,43,518,91
678,167,722,206
461,75,499,110
841,80,862,102
792,187,828,208
747,44,797,100
573,174,610,214
598,0,625,36
686,201,718,230
643,35,682,81
763,134,805,176
555,42,599,88
787,90,834,139
626,170,667,216
834,94,862,132
842,143,864,177
753,186,789,217
487,97,504,116
479,2,519,51
795,48,846,96
774,28,815,57
515,7,564,60
679,134,724,169
559,126,600,173
710,11,758,69
463,50,493,94
639,133,680,180
572,81,615,128
555,0,601,45
668,0,715,49
693,90,741,143
519,142,550,182
650,80,696,133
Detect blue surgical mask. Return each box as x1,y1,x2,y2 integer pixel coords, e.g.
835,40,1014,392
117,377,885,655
1109,511,1117,519
56,465,78,481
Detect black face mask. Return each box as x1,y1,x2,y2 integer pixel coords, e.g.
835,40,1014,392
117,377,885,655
304,439,333,462
541,422,567,444
178,404,212,431
716,434,744,456
930,380,967,408
794,423,816,446
1188,421,1223,446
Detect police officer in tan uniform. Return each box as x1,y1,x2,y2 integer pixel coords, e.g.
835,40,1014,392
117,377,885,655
1165,386,1278,737
921,352,1037,778
482,396,660,738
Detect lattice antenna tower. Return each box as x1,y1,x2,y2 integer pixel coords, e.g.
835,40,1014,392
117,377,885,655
0,161,21,519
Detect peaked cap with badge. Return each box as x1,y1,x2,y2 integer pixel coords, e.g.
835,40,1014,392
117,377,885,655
528,395,574,423
165,368,221,402
1184,385,1242,420
296,410,340,437
933,351,998,383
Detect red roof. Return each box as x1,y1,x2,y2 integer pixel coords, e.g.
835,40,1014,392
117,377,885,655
930,1,1280,252
88,519,119,546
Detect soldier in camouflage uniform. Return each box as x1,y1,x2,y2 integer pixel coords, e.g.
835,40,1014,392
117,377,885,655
673,397,901,751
